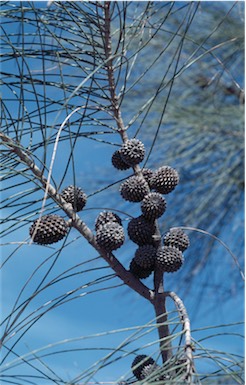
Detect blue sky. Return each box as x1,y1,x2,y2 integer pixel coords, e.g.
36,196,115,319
1,1,244,384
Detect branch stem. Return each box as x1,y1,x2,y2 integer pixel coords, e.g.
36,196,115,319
103,2,172,362
164,291,194,383
103,2,127,141
153,220,172,363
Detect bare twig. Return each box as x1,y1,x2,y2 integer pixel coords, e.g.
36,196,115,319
103,2,128,142
164,291,195,384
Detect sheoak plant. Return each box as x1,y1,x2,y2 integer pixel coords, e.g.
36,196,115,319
1,2,193,382
0,2,243,384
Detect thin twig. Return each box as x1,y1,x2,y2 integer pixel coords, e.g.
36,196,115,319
164,291,195,384
37,106,85,238
103,2,128,144
173,226,245,281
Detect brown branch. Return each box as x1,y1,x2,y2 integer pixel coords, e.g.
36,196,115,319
0,131,154,304
153,222,173,363
153,268,173,363
103,2,128,142
102,2,172,363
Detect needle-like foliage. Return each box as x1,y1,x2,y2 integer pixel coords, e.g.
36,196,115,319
0,2,244,385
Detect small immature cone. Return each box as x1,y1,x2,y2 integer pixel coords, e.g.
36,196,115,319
111,149,131,170
127,215,155,246
151,166,179,194
61,185,87,212
129,259,153,279
134,245,157,269
156,245,184,273
29,214,68,245
163,228,190,252
141,168,154,188
131,355,158,380
120,138,145,166
96,222,125,252
141,192,166,222
95,211,122,230
120,176,149,202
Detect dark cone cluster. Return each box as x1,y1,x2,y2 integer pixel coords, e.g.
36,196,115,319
127,215,155,245
29,214,68,245
95,211,122,231
164,228,190,252
151,166,179,194
156,246,184,273
61,185,87,212
131,355,157,380
142,168,154,188
129,259,153,279
134,245,157,269
120,139,145,166
120,176,149,202
96,222,124,252
111,150,131,170
141,192,167,221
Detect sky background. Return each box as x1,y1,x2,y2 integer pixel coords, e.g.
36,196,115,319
1,1,244,384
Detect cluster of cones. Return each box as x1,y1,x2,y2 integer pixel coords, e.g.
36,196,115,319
29,139,190,278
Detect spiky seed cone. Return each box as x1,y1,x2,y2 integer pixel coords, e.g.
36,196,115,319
131,355,156,380
127,215,155,246
129,259,153,279
142,168,154,188
156,246,184,273
120,176,149,202
134,245,157,269
120,139,145,166
111,150,131,170
61,185,87,212
96,222,124,252
164,228,190,252
95,211,122,231
141,192,167,221
151,166,179,194
29,214,68,245
141,363,160,380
